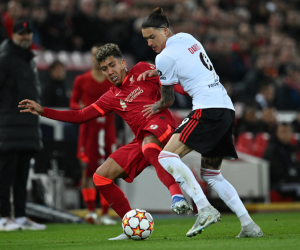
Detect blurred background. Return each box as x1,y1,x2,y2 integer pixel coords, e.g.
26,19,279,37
1,0,300,219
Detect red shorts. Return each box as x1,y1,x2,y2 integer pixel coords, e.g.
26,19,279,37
110,117,175,183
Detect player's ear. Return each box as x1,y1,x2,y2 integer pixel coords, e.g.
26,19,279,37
121,59,127,69
163,27,169,36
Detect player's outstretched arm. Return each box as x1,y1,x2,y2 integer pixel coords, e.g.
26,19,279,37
143,85,175,118
137,69,159,81
19,99,102,124
19,99,44,116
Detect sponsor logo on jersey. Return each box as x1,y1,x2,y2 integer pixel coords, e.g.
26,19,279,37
125,87,144,102
157,70,162,76
160,76,166,80
130,75,134,85
208,82,219,88
188,43,201,54
150,125,158,129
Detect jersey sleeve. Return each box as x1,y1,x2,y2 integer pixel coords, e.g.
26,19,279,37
92,91,113,116
69,76,82,110
155,55,178,86
134,62,160,85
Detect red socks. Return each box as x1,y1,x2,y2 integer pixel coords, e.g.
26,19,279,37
142,143,183,197
100,194,109,215
81,188,96,212
93,174,131,219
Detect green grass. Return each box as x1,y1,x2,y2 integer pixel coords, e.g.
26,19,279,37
0,212,300,250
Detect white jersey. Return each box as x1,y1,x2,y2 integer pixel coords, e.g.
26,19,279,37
156,33,234,111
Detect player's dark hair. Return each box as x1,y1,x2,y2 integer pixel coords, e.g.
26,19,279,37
95,43,123,63
142,7,170,29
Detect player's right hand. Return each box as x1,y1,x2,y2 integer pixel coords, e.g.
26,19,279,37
137,70,159,81
18,99,44,116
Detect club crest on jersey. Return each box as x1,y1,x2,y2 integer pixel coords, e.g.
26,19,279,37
149,64,156,69
130,75,134,85
120,99,127,110
125,87,143,102
150,125,158,129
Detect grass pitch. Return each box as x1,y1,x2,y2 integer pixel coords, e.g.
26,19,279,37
0,212,299,250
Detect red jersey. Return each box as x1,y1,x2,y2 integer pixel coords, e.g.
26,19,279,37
70,70,114,109
42,62,177,136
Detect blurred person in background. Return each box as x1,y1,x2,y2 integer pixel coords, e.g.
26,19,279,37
235,106,259,137
69,44,116,225
0,20,45,231
1,0,22,38
257,107,278,135
40,0,72,51
254,82,275,110
42,60,69,107
72,0,104,51
292,110,300,134
275,64,300,111
263,123,300,200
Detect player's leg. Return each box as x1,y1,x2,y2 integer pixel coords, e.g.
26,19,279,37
142,133,192,214
93,157,131,219
99,120,117,225
159,134,211,212
200,156,263,237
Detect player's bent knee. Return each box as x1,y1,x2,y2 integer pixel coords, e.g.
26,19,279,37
93,173,113,187
201,156,223,170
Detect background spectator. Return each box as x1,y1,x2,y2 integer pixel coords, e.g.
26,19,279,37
42,60,69,107
0,20,45,231
263,123,300,201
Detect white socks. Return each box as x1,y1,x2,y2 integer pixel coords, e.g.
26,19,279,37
159,151,210,210
200,168,253,226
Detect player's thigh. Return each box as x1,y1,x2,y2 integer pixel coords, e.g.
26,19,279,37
95,157,128,180
163,133,193,158
201,156,223,170
142,133,162,148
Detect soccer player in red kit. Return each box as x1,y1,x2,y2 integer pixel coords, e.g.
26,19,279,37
69,45,117,225
19,43,192,240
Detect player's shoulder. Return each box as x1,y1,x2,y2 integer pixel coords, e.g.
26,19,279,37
131,62,156,73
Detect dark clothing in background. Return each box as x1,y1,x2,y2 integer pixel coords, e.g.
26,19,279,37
0,39,42,152
0,152,33,217
0,38,42,218
42,79,69,107
72,12,105,51
263,137,300,186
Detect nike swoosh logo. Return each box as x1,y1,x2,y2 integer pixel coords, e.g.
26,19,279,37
200,215,212,227
116,90,121,96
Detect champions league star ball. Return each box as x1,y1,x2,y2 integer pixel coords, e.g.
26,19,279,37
122,209,154,240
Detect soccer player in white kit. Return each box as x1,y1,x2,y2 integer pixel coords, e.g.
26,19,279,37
138,7,263,238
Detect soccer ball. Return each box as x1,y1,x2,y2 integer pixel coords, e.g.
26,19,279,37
122,209,154,240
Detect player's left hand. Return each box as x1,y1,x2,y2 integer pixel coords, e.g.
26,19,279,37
142,104,161,118
137,70,158,81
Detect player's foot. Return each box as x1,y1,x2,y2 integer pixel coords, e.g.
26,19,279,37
85,212,98,224
15,217,46,230
0,217,21,231
236,222,263,238
99,214,117,225
186,205,221,237
171,195,193,214
108,232,130,240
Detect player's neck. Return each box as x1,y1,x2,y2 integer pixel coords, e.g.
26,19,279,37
91,69,106,83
